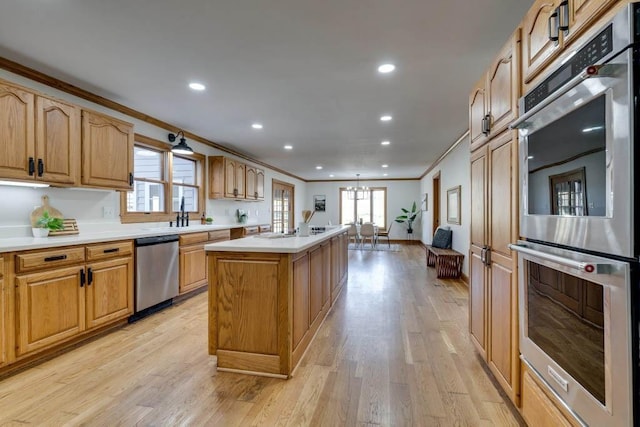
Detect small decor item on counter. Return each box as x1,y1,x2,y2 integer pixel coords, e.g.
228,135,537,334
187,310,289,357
32,210,64,238
236,209,248,224
201,212,206,224
298,222,310,237
30,195,63,227
301,210,315,223
205,217,214,224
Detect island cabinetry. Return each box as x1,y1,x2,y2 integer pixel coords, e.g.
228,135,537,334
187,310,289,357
13,241,133,358
0,80,81,185
81,109,134,190
0,256,6,367
179,230,230,295
207,228,348,377
330,233,348,304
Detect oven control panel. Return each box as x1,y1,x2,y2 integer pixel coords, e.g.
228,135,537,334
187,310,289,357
524,25,613,112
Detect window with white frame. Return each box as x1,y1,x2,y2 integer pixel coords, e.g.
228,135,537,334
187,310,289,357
339,187,387,228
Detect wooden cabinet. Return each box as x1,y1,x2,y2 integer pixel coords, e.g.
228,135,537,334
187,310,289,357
330,233,348,305
246,166,265,200
14,241,133,357
469,131,519,405
208,156,265,201
469,30,521,151
179,231,230,295
81,110,134,190
522,365,578,426
522,0,620,86
0,256,5,367
0,81,80,185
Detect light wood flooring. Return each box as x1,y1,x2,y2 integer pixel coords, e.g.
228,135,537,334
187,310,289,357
0,244,523,426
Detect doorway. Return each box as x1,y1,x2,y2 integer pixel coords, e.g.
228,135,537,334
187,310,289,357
272,179,295,233
432,171,441,234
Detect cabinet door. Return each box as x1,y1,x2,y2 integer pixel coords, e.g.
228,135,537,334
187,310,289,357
0,82,35,180
255,168,265,200
292,253,309,351
0,257,5,366
487,30,520,138
224,158,237,198
207,156,225,199
246,166,257,200
565,0,618,44
522,0,562,85
309,245,324,327
81,110,134,190
469,77,487,151
36,96,80,185
179,244,207,294
16,266,85,356
86,257,133,329
321,243,331,307
235,162,246,198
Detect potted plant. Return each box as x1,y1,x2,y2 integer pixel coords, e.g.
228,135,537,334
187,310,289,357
32,211,64,237
236,209,248,224
394,201,420,234
205,217,214,224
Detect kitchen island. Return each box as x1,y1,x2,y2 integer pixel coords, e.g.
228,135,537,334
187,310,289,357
205,226,349,378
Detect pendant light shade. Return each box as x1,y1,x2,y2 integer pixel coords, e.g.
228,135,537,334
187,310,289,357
168,131,194,155
346,174,369,200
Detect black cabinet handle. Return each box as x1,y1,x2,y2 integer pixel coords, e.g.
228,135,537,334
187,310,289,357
549,9,560,42
44,255,67,262
87,268,93,286
103,248,119,254
37,158,44,177
558,0,569,32
254,191,258,199
80,269,86,287
129,172,134,186
233,188,238,197
28,157,35,176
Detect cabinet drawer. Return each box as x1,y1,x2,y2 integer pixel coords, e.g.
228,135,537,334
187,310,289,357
208,229,230,242
16,247,85,273
0,256,3,279
180,232,209,246
243,226,259,236
522,368,574,427
86,240,133,261
259,224,271,233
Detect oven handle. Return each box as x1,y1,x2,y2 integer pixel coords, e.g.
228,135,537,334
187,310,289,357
508,243,608,274
509,64,623,130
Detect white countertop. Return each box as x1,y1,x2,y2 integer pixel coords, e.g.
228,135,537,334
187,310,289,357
0,224,242,252
204,225,348,254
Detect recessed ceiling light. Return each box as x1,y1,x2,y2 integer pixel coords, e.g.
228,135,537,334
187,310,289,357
582,125,604,133
378,63,396,74
252,123,263,130
330,174,335,178
382,164,389,168
283,145,293,150
316,165,323,170
380,115,392,122
188,82,206,91
381,141,391,146
383,173,388,177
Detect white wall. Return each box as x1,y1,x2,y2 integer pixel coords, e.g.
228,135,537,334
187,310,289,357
305,180,421,241
0,69,306,237
420,138,470,276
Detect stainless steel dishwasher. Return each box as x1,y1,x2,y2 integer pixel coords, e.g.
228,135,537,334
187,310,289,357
133,234,179,316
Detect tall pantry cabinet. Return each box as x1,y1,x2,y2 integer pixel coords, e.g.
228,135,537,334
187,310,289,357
468,29,521,405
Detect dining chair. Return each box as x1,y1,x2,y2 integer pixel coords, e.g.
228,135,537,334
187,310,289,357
359,223,376,249
347,223,360,246
376,222,392,247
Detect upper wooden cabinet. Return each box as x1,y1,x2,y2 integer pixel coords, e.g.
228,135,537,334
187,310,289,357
0,81,80,185
208,155,264,201
81,110,134,190
245,166,265,201
522,0,620,86
469,29,521,151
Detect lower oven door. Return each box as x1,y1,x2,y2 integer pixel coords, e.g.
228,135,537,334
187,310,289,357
511,240,633,426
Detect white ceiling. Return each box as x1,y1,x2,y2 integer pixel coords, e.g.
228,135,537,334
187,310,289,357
0,0,532,181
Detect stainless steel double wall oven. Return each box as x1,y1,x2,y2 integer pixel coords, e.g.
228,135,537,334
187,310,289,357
510,4,640,426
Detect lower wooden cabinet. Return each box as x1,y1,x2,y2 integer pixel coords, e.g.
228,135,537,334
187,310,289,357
179,244,207,294
12,242,134,358
0,256,7,366
522,364,576,426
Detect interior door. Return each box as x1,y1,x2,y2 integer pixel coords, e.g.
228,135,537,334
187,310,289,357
272,180,295,233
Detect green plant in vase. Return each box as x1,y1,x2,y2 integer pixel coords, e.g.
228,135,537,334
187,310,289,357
394,201,420,234
32,211,64,237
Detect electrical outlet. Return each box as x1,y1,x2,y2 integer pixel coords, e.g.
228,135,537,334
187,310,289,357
255,209,259,217
102,206,115,219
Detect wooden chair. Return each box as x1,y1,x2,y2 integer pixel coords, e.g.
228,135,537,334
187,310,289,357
347,223,360,246
360,223,376,248
376,222,392,247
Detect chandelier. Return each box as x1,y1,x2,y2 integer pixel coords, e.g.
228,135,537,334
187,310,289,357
347,174,370,200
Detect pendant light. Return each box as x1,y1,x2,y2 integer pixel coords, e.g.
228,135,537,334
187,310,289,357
347,174,370,200
168,131,194,155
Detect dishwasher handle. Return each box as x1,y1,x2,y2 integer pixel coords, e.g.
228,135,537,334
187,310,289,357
135,234,179,247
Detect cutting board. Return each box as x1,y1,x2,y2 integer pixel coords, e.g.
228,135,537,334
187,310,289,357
30,195,64,227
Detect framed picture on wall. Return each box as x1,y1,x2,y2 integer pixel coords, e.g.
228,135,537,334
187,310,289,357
421,193,428,211
313,194,326,212
447,186,461,224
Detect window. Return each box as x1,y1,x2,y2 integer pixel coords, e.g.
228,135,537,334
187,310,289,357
550,167,587,216
339,187,387,228
272,180,294,233
120,135,204,223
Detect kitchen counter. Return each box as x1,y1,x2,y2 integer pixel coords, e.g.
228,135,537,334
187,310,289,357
0,224,244,252
207,225,349,378
204,225,348,254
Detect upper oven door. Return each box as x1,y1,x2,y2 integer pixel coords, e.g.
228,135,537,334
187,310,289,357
517,46,633,257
